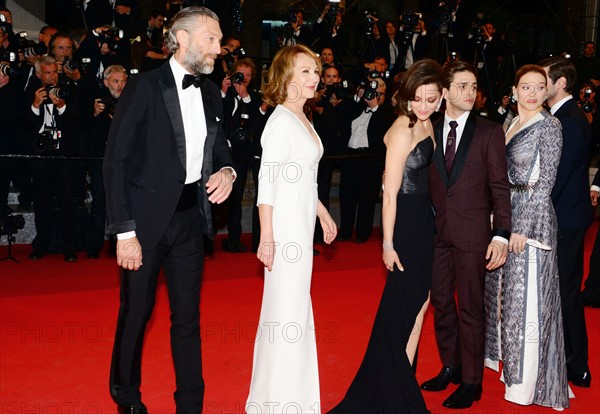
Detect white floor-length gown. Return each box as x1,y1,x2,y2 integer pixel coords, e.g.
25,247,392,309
246,104,323,414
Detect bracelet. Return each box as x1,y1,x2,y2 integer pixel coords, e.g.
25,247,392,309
382,241,394,251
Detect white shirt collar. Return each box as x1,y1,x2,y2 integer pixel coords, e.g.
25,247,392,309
169,56,192,90
445,110,470,128
550,95,573,115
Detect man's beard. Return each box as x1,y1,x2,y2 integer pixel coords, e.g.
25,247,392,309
183,43,216,75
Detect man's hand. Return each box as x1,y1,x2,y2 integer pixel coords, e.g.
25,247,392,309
206,169,234,204
64,66,81,81
33,86,47,109
221,76,232,94
591,189,599,206
93,98,105,116
48,91,65,109
116,236,143,270
114,5,131,14
485,239,508,270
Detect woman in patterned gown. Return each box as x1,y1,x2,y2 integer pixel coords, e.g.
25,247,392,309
329,59,444,414
246,44,337,413
484,64,571,409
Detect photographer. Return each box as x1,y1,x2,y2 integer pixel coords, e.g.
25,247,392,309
338,77,395,243
398,15,431,71
466,21,503,101
311,65,349,244
134,8,166,50
0,59,27,216
314,4,347,65
84,0,140,40
577,83,600,154
219,58,262,253
279,9,314,48
86,64,127,258
26,56,81,262
208,35,242,86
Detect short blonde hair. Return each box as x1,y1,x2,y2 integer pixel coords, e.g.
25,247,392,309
263,44,322,107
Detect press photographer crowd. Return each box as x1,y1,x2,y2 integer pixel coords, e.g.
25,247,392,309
0,1,599,265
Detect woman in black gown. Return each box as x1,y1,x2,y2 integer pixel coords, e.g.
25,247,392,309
329,59,444,414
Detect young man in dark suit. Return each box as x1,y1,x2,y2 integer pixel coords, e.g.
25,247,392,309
421,60,511,409
103,7,235,413
540,56,593,388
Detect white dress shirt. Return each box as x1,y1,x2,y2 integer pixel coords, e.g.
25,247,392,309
442,110,470,154
169,56,207,184
348,106,378,149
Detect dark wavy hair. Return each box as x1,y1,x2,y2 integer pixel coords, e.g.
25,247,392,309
537,56,576,94
396,59,444,127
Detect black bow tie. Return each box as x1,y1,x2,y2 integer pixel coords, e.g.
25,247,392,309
365,108,374,113
182,74,202,89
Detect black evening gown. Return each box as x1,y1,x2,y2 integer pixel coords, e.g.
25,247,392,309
329,138,434,414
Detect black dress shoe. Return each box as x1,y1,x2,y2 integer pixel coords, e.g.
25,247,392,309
442,383,482,409
117,402,148,414
29,249,44,260
420,365,462,391
568,370,592,387
64,252,78,262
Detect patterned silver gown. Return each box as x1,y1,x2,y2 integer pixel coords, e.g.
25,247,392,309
484,110,571,409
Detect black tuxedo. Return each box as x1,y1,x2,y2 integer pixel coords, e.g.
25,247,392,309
338,100,395,240
550,98,593,374
103,61,233,410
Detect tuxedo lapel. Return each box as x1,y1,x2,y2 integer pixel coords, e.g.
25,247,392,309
433,118,449,186
159,64,186,170
448,112,476,187
199,76,217,151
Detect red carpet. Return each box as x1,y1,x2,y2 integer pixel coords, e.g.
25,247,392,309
1,226,599,414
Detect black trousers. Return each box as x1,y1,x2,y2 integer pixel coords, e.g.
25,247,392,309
87,159,106,252
339,154,382,240
110,206,205,413
30,158,77,253
557,227,589,373
314,158,334,242
225,158,249,243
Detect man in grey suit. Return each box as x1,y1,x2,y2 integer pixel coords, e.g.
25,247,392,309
103,7,235,413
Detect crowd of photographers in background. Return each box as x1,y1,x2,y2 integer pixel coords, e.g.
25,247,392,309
0,2,599,261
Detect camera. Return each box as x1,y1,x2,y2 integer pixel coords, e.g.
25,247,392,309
35,129,61,152
402,12,421,32
98,27,124,53
230,71,245,85
581,87,594,114
0,61,16,77
63,57,78,72
100,96,117,116
0,51,16,63
45,84,70,100
368,70,390,80
0,13,12,34
231,113,250,144
17,31,48,59
363,10,378,37
223,47,246,70
360,80,380,100
328,80,350,100
0,214,25,235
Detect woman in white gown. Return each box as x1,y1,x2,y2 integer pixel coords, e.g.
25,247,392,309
246,44,337,414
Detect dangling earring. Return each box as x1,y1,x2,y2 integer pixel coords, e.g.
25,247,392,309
512,94,518,103
407,101,412,112
436,99,443,112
